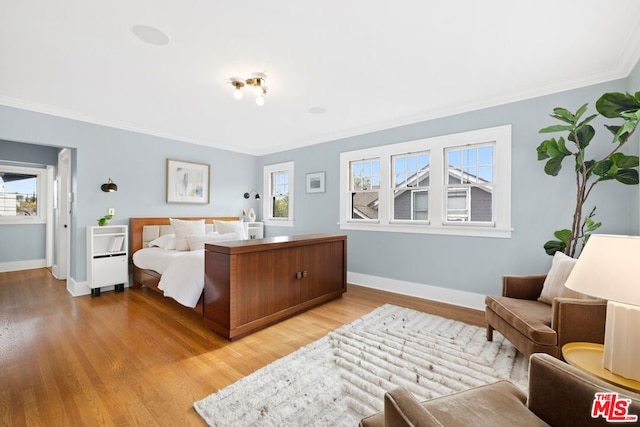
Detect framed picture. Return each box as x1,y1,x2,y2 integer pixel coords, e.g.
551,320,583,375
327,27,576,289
166,159,210,204
306,172,325,193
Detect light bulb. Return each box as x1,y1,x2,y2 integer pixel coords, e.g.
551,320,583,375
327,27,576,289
254,85,264,97
255,95,265,106
233,88,243,100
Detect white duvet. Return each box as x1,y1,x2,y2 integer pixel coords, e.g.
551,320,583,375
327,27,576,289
133,248,206,308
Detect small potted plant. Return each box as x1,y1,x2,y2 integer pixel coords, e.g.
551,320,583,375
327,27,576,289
97,214,113,226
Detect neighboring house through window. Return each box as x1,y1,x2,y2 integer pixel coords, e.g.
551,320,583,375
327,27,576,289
0,163,48,224
339,125,511,238
263,161,294,227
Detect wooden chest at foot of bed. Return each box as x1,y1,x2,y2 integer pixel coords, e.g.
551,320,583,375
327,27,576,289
203,234,347,340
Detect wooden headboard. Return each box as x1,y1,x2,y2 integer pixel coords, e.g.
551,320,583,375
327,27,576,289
129,217,239,255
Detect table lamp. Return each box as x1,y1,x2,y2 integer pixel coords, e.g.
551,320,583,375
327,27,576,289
563,234,640,382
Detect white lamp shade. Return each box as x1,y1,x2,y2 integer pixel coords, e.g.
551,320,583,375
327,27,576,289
564,234,640,306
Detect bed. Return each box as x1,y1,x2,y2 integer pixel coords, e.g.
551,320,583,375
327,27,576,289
130,216,348,340
130,216,240,313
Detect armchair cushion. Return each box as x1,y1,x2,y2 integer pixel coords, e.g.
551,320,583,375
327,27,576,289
485,295,555,346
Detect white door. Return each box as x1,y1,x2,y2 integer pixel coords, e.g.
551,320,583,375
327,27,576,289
54,148,71,280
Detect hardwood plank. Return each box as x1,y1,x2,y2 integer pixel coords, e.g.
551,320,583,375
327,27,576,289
0,268,484,426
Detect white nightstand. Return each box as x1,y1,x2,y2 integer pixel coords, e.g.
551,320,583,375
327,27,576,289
245,222,264,239
86,225,129,296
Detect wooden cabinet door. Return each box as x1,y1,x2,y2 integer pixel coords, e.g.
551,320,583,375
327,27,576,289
297,241,345,303
233,247,299,326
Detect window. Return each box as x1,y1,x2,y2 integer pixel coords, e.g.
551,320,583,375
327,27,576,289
350,158,380,220
391,152,430,222
339,125,511,238
0,164,48,224
445,144,494,223
263,161,294,227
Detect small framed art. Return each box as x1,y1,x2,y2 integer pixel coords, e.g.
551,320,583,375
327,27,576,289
166,159,210,204
306,172,325,193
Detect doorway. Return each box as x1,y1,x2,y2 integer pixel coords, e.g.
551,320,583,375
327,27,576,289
53,148,71,280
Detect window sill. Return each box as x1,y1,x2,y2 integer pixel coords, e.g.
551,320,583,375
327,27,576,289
339,222,512,238
0,218,46,225
263,219,294,227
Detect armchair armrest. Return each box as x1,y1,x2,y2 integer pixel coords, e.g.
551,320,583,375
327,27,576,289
552,298,607,352
528,353,640,426
383,388,442,427
502,275,547,300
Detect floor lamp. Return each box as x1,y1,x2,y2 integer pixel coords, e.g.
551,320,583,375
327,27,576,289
564,234,640,382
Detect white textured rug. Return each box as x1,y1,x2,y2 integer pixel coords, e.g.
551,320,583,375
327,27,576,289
194,304,528,426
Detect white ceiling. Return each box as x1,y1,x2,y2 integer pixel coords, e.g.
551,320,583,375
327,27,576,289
1,1,640,156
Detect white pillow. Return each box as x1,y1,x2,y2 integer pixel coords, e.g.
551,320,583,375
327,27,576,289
148,233,177,250
538,251,579,304
213,220,246,239
170,218,206,251
187,232,243,250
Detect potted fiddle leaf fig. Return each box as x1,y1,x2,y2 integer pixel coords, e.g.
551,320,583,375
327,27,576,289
537,91,640,257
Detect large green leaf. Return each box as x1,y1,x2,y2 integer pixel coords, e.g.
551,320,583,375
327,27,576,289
576,113,598,129
544,156,564,176
556,138,572,155
540,124,574,134
551,107,577,124
611,153,639,168
593,160,613,177
596,92,640,118
614,169,639,185
544,240,566,256
536,142,549,160
575,125,595,148
553,229,572,243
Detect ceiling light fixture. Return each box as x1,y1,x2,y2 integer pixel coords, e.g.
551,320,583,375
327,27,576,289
229,73,267,106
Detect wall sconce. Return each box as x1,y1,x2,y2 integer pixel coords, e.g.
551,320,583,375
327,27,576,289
101,178,118,192
243,189,261,199
229,72,267,106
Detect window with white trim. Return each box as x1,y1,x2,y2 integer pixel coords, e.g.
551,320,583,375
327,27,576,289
350,158,380,220
339,125,511,238
391,151,430,222
263,161,294,227
0,164,48,224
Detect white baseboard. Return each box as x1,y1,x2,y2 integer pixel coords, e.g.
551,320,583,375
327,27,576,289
347,272,485,311
0,259,47,273
66,277,130,297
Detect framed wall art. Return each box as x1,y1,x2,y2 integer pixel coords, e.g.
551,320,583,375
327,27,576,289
306,171,325,193
166,159,210,204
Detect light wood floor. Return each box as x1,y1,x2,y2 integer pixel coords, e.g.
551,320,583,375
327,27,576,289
0,268,484,426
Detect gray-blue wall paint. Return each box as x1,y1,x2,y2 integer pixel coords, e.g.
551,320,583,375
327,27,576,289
0,106,259,280
259,78,640,296
0,140,59,263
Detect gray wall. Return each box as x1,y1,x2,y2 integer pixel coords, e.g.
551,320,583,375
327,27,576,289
0,140,59,263
259,78,640,297
0,108,259,280
1,68,639,295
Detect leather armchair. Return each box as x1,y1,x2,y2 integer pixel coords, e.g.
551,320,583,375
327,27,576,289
360,353,640,427
485,274,606,359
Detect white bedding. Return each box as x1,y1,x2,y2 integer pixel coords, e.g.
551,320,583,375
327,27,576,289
132,247,184,274
157,249,205,308
132,247,205,308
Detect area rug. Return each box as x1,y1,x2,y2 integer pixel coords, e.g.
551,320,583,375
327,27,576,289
194,304,528,426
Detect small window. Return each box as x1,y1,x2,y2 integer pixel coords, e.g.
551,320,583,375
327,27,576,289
445,144,494,223
391,152,430,222
263,161,294,227
349,158,380,220
0,164,47,223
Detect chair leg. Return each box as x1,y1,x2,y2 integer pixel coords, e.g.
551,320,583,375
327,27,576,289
486,324,494,342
